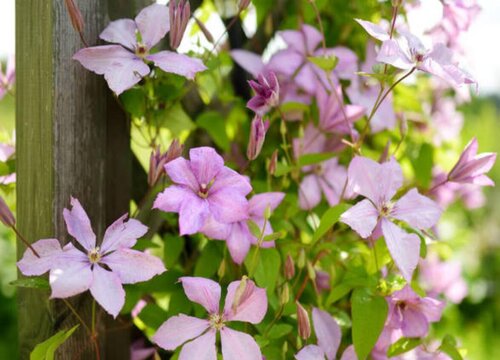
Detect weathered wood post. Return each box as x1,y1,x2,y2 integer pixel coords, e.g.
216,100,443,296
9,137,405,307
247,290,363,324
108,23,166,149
15,0,150,358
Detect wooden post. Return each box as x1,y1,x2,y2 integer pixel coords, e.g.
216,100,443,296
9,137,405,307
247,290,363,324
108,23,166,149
15,0,146,358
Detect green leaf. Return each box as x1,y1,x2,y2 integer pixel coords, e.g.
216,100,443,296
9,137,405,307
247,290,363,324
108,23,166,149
352,288,388,360
387,337,422,357
297,152,336,167
247,219,262,238
196,111,230,152
11,277,50,290
312,204,350,243
194,241,223,278
439,335,463,360
247,248,281,294
154,103,195,136
119,88,146,118
267,323,293,339
412,143,434,188
138,303,168,329
263,230,285,242
30,325,79,360
308,55,338,71
278,101,310,114
164,234,185,268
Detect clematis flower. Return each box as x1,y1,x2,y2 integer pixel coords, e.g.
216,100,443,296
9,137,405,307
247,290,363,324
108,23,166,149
340,156,442,282
0,142,16,185
73,3,206,95
17,197,165,317
0,55,15,100
386,285,444,338
201,192,285,264
447,137,496,186
430,98,463,145
247,71,280,115
153,147,252,235
293,125,350,210
153,277,267,360
295,308,354,360
355,19,476,88
420,255,467,304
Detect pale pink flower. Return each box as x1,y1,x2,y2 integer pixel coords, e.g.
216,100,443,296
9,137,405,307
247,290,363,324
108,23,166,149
154,147,252,235
0,55,15,100
341,156,442,282
17,197,165,317
0,142,16,185
153,277,267,360
247,71,280,115
74,3,206,95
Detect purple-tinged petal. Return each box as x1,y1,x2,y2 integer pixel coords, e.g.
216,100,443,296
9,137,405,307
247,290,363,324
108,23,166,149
295,345,325,360
230,50,265,78
49,245,92,298
381,219,420,283
220,327,263,360
188,147,224,186
377,39,414,70
225,223,252,265
392,189,442,229
0,143,14,162
135,3,170,49
208,190,249,224
63,197,96,251
267,49,304,77
340,199,378,238
90,265,125,318
17,239,62,276
178,194,210,235
299,175,322,210
419,297,445,323
248,192,285,219
101,215,148,253
354,19,390,41
312,308,341,360
302,24,323,54
153,314,210,350
102,248,165,284
209,167,252,196
340,345,357,360
146,51,206,80
200,216,231,240
400,308,429,338
224,279,268,323
180,277,221,314
153,185,190,213
347,156,403,205
179,329,217,360
165,157,199,191
99,19,137,50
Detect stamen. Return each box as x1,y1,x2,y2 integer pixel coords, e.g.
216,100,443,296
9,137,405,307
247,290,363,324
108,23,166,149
209,313,225,330
88,247,101,264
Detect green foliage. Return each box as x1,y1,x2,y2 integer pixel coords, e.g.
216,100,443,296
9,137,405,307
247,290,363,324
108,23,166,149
30,325,79,360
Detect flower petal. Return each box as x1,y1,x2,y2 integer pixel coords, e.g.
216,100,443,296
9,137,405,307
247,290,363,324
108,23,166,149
209,167,252,196
224,279,267,323
208,190,249,224
99,19,137,50
230,50,265,77
340,199,378,238
401,308,429,338
153,185,190,213
165,157,199,190
179,329,216,360
178,194,210,235
299,175,322,210
295,345,325,360
392,189,442,229
355,19,390,41
153,314,210,351
89,265,125,318
17,239,62,276
188,147,224,186
49,245,92,298
312,308,341,360
381,219,420,283
226,223,252,265
180,277,221,314
101,215,148,253
340,345,357,360
248,192,285,219
377,39,414,70
220,327,263,360
102,248,165,284
199,216,231,240
146,51,206,80
135,3,169,49
63,197,96,250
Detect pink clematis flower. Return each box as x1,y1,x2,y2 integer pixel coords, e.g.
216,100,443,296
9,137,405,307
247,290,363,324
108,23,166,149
153,277,267,360
73,3,206,95
154,147,252,235
340,156,442,282
295,308,341,360
0,142,16,185
386,285,444,338
247,71,280,115
0,55,15,100
447,137,496,186
17,197,165,317
355,19,476,88
201,192,285,264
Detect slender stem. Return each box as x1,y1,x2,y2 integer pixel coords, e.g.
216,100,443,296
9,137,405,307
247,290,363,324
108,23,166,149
371,237,380,272
11,225,40,258
263,304,284,336
427,178,449,194
204,10,242,61
91,299,96,336
308,0,326,52
276,107,294,166
62,298,92,335
249,217,268,277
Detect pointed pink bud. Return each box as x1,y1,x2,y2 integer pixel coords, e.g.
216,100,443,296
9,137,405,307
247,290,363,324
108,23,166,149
247,71,280,116
0,196,15,227
148,139,184,186
284,254,295,280
64,0,87,45
296,301,311,339
169,0,191,50
247,116,269,160
194,17,214,44
268,150,278,175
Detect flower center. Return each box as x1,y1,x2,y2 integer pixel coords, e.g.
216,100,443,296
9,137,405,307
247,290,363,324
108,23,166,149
88,247,101,264
135,44,148,58
198,183,209,199
379,201,394,217
209,313,225,330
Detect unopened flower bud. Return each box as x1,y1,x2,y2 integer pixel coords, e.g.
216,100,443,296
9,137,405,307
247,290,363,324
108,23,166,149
306,261,316,281
148,139,184,186
284,254,295,280
268,150,278,175
239,0,252,11
247,116,269,160
296,302,311,339
0,196,15,227
297,248,306,269
64,0,84,35
194,16,214,43
379,141,391,163
280,283,290,305
169,0,191,50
